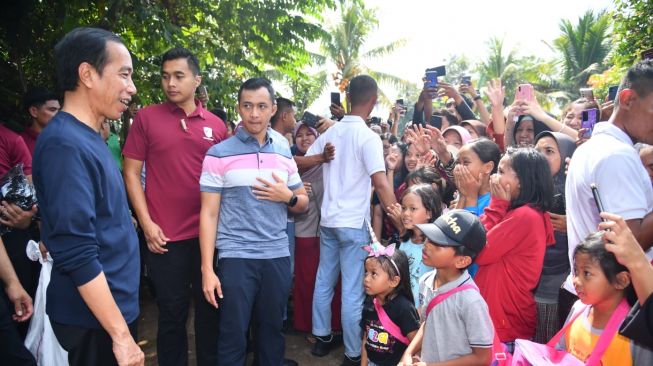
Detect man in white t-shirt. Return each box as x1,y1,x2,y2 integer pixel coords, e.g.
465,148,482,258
563,59,653,319
306,75,397,365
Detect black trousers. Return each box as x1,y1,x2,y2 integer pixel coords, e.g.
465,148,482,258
0,290,36,365
147,238,219,366
2,228,40,339
52,321,137,366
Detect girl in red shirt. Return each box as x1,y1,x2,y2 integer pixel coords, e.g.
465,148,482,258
475,147,555,345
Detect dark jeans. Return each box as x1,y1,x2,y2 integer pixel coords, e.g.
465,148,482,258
217,257,291,366
0,290,36,365
147,238,219,366
52,321,137,366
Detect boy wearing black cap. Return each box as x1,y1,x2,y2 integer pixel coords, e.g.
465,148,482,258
398,209,494,365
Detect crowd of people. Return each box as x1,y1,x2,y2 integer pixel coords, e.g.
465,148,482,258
0,26,653,366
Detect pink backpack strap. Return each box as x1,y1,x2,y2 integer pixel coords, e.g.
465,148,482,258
584,299,630,366
373,298,410,345
425,283,478,318
545,299,629,366
546,302,589,348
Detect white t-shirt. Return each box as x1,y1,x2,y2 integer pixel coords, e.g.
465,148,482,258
306,115,385,228
564,122,653,292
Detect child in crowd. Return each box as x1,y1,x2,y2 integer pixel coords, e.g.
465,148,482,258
387,184,443,305
453,138,501,277
475,148,555,344
399,210,494,365
442,125,472,150
453,138,501,216
558,232,653,365
361,243,420,366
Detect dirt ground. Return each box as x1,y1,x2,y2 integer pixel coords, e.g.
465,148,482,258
138,286,345,366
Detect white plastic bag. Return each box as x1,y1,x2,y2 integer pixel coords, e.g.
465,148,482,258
24,240,68,365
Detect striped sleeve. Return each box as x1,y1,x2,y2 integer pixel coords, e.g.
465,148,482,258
200,153,224,192
286,156,303,190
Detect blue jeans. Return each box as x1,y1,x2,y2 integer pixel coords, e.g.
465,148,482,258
312,224,369,358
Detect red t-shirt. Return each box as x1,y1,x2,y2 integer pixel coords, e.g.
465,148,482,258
20,127,39,157
0,124,32,176
122,101,227,241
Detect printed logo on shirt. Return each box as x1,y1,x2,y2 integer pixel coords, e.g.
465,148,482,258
367,328,389,345
203,127,214,141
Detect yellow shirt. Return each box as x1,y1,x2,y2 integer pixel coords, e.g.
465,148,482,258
564,305,631,366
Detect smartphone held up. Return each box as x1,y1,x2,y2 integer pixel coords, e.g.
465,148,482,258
301,111,320,129
581,108,599,139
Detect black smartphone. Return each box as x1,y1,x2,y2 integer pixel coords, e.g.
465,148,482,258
642,47,653,60
550,193,566,215
330,92,341,106
461,76,472,86
607,86,619,102
428,115,443,129
426,65,447,77
396,98,404,106
369,117,381,125
301,111,320,128
590,183,605,216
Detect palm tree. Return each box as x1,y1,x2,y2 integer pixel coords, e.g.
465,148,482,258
477,37,564,108
551,10,612,91
320,0,412,105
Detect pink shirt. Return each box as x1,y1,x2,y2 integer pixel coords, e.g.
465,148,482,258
0,123,32,176
123,100,227,241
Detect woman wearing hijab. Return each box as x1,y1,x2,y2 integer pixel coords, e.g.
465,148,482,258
291,122,342,334
533,131,577,342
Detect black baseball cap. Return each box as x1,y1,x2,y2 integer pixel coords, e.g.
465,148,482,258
416,209,487,258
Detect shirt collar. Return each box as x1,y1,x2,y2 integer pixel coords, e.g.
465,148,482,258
425,270,471,294
340,115,366,124
592,121,634,146
165,99,205,119
235,125,273,145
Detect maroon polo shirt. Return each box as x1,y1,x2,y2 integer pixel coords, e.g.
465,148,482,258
122,100,227,241
0,123,32,176
20,127,39,157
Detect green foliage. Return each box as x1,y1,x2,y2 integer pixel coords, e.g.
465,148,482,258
612,0,653,67
319,0,413,105
0,0,335,130
445,55,474,85
552,10,612,92
475,38,560,107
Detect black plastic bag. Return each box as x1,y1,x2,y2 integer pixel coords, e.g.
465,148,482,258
0,164,37,235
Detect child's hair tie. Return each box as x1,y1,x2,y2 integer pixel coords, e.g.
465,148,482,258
363,242,400,276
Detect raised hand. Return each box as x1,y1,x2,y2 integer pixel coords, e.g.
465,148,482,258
486,79,505,107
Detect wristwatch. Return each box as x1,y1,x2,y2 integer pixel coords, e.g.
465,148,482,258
287,193,298,207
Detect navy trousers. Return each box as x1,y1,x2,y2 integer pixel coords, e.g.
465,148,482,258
217,257,291,366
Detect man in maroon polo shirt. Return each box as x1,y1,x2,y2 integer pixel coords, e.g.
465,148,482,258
122,47,226,366
20,88,60,156
0,123,39,341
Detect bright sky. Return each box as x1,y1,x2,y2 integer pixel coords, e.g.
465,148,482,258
306,0,614,114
